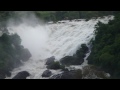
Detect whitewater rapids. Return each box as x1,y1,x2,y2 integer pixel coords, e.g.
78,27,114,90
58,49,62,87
6,16,114,79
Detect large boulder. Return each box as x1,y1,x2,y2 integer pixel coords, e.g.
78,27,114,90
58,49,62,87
12,71,30,79
46,61,65,70
60,56,84,65
42,70,52,77
50,69,82,79
45,56,55,65
21,49,32,61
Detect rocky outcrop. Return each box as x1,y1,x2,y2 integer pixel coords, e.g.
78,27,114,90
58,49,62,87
42,70,52,77
50,69,82,79
12,71,30,79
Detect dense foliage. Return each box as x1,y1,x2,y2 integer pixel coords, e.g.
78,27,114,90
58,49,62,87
0,11,15,27
0,11,116,24
35,11,115,22
88,12,120,78
0,32,31,78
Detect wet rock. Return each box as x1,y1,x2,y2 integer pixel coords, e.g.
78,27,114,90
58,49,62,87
12,71,30,79
42,70,52,77
45,56,55,65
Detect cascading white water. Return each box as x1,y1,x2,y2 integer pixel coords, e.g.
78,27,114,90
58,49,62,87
6,16,114,79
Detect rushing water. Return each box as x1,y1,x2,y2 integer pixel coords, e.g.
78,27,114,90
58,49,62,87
6,16,114,79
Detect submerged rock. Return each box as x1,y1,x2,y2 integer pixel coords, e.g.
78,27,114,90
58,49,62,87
12,71,30,79
42,70,52,77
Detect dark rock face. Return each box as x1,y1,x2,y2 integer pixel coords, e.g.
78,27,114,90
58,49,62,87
42,70,52,77
50,69,82,79
12,71,30,79
45,56,55,65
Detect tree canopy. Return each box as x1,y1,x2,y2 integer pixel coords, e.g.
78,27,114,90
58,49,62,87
88,11,120,78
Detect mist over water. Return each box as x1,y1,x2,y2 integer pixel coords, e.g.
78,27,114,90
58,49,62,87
9,24,50,60
6,13,114,79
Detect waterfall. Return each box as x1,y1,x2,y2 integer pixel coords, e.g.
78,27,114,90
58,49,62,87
6,16,114,79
